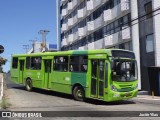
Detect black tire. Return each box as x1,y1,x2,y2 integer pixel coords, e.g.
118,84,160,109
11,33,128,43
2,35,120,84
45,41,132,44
73,86,85,101
25,79,32,91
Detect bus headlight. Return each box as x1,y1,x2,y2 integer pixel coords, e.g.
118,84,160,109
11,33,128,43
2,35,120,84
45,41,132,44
111,85,117,91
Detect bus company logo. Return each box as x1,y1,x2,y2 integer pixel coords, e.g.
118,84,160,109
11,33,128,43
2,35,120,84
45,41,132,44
2,112,11,117
2,112,42,118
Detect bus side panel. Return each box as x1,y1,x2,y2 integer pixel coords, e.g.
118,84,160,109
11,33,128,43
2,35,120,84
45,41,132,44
10,69,19,84
24,70,43,88
50,71,71,94
85,60,92,98
71,72,86,90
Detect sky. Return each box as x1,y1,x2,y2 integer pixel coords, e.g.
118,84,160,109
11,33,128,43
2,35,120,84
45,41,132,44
0,0,57,72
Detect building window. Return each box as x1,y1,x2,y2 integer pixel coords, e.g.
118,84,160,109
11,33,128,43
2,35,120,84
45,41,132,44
114,20,120,32
118,42,132,50
93,7,102,20
145,2,152,19
119,44,125,49
94,29,103,41
146,34,154,53
87,34,94,43
123,14,129,26
12,57,18,69
110,23,114,34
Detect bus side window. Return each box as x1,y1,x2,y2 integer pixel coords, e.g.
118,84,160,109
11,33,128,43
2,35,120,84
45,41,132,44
12,57,18,69
92,60,97,77
26,57,30,69
80,56,88,72
99,60,105,80
26,57,42,70
69,56,88,73
69,56,79,72
31,57,42,70
54,56,68,72
105,63,108,88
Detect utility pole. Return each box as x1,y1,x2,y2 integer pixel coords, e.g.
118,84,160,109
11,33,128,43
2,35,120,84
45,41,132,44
29,39,37,53
38,30,50,52
23,45,29,53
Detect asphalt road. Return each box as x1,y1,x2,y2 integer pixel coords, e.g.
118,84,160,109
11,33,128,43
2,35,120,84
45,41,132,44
2,74,160,120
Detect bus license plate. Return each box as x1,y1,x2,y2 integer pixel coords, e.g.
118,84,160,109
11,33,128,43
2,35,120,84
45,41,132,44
125,92,130,97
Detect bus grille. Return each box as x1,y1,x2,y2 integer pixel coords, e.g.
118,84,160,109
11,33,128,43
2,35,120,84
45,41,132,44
119,84,132,88
117,87,134,92
120,93,132,97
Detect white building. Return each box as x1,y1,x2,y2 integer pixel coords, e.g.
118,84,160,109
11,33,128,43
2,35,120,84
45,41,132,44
28,42,57,53
57,0,160,92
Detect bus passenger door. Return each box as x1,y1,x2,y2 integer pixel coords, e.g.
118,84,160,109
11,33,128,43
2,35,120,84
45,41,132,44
19,60,24,84
91,60,105,99
44,59,52,89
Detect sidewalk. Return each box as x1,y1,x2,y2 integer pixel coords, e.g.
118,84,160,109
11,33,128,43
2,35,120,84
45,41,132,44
131,94,160,105
0,73,3,101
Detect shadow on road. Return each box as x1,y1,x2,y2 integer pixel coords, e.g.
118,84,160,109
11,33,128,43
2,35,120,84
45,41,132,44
5,73,136,106
9,83,136,106
85,99,135,105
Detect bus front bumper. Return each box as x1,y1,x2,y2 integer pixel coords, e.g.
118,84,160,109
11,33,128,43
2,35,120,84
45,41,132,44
104,89,138,102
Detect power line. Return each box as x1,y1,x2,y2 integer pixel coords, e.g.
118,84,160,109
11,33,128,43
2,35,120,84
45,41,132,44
23,45,29,53
129,6,160,27
62,6,160,49
104,6,160,36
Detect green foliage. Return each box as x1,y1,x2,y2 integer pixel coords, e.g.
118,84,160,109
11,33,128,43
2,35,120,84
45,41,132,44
0,57,7,73
0,57,7,66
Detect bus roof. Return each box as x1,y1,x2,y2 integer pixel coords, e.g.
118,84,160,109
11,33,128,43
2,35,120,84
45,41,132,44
12,49,133,57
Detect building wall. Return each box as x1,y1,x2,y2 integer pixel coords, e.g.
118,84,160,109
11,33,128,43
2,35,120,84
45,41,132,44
60,0,132,51
130,0,141,90
59,0,146,90
152,0,160,66
138,0,160,91
27,42,57,53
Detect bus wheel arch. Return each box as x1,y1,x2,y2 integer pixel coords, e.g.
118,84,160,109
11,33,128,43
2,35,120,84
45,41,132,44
72,84,85,101
25,78,32,92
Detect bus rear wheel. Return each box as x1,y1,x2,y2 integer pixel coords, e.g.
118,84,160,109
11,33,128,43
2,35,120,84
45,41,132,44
25,79,32,91
73,86,85,101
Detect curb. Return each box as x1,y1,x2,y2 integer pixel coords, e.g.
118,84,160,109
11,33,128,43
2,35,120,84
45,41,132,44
0,73,4,101
131,95,160,105
138,91,149,95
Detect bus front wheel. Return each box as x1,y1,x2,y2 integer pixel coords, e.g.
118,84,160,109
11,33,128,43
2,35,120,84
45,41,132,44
25,79,32,92
73,86,85,101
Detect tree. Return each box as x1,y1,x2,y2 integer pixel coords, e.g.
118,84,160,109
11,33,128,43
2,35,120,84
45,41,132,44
0,57,7,73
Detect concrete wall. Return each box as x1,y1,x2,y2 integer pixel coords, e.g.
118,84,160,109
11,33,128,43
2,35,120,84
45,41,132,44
137,0,155,91
131,0,141,90
153,0,160,66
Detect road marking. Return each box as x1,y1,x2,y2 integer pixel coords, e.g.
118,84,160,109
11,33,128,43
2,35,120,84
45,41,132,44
136,97,160,101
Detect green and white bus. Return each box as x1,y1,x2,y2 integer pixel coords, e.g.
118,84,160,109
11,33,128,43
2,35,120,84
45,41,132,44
10,49,138,102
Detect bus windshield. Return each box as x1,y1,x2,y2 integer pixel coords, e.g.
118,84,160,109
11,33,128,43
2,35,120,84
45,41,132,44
112,59,138,82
